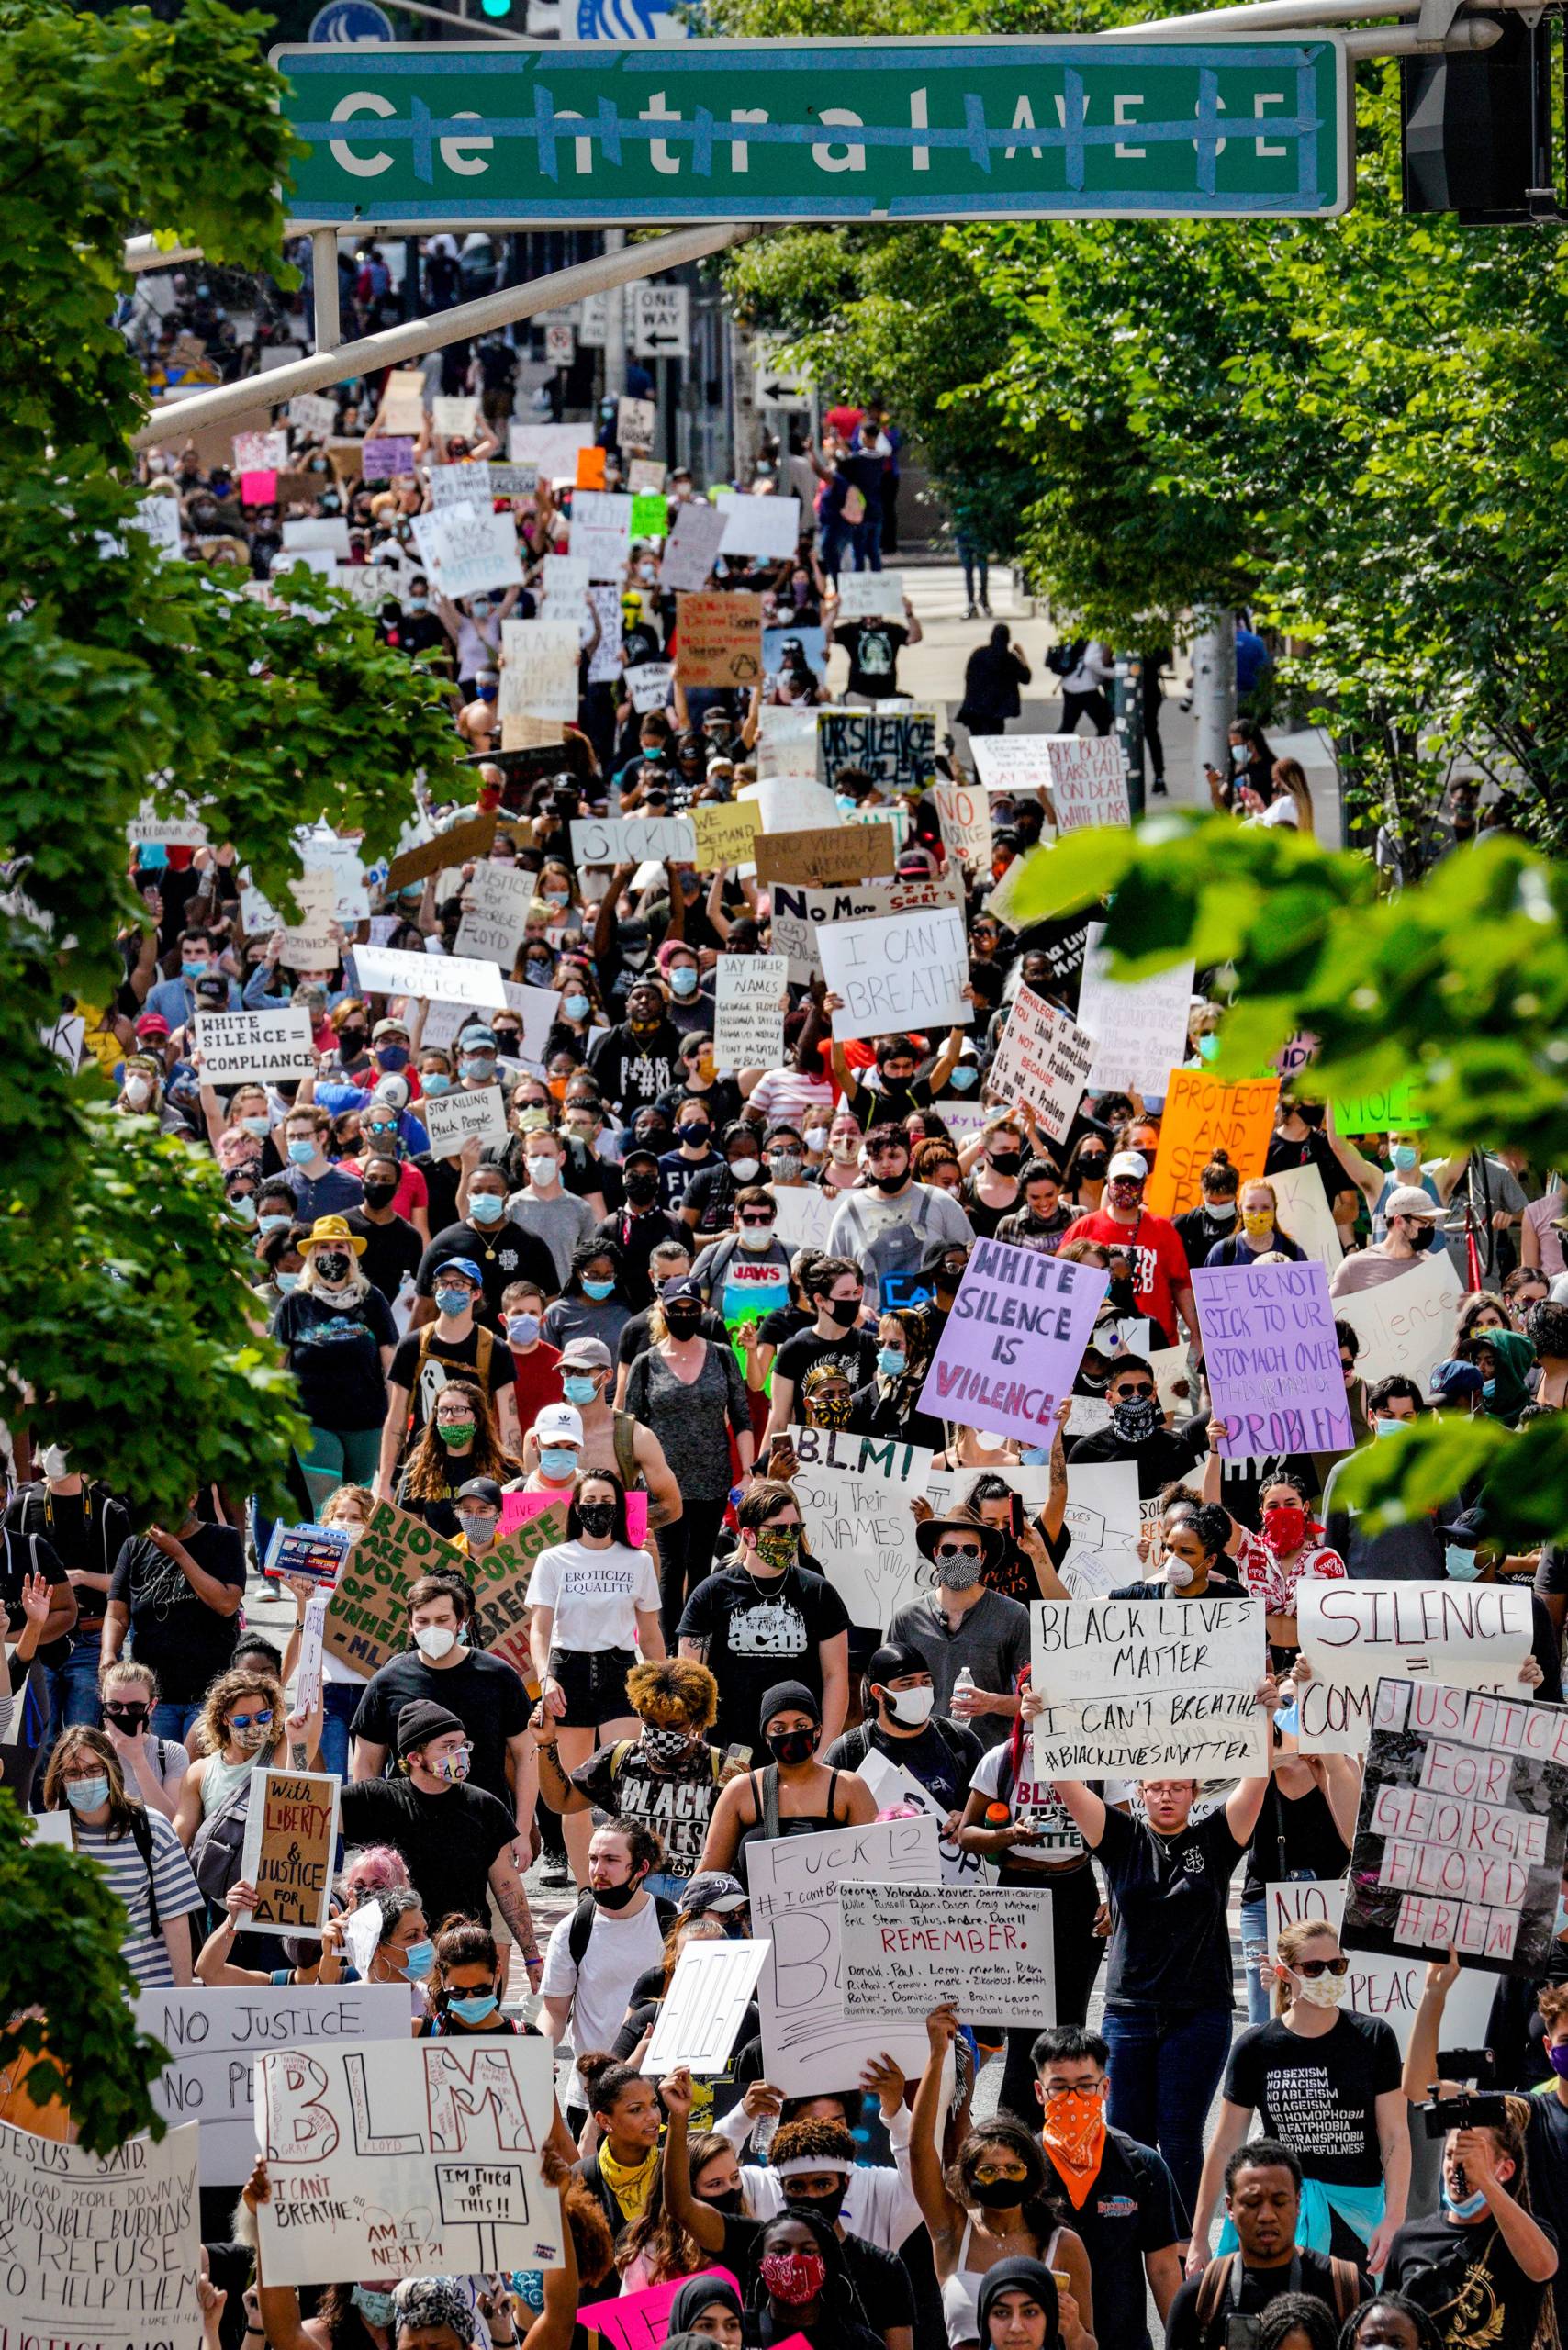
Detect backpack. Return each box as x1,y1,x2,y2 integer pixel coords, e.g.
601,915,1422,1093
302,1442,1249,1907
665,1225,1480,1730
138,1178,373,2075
1047,637,1086,678
1193,2254,1361,2344
411,1323,494,1431
566,1888,677,1969
124,1807,162,1936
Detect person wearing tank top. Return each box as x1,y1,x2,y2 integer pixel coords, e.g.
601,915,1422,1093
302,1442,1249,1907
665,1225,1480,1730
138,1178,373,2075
698,1678,878,1888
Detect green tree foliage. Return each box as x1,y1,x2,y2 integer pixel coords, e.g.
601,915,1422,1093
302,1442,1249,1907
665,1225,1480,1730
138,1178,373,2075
0,0,465,1524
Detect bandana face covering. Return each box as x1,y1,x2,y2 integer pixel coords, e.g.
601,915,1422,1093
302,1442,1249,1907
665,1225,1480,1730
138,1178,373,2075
760,2250,826,2306
754,1526,800,1572
1261,1503,1310,1554
1039,2084,1108,2207
1110,1396,1160,1444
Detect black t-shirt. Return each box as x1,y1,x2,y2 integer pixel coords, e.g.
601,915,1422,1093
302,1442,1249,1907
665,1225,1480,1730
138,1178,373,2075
5,1485,130,1650
417,1219,559,1322
834,620,909,700
1225,2013,1400,2186
1106,1572,1246,1602
1241,1780,1351,1905
682,1159,742,1237
411,1148,464,1234
774,1325,879,1398
1385,2210,1556,2350
1096,1804,1247,2011
0,1521,72,1672
823,1717,983,1811
588,1022,685,1113
1166,2251,1368,2350
349,1650,529,1810
1068,1420,1209,1499
1264,1126,1360,1218
1526,2093,1568,2336
678,1561,851,1751
338,1774,516,1930
107,1524,247,1702
758,1302,812,1352
344,1208,423,1307
274,1284,398,1430
1047,2128,1184,2350
388,1322,516,1440
570,1736,724,1880
596,1206,689,1309
717,2210,911,2343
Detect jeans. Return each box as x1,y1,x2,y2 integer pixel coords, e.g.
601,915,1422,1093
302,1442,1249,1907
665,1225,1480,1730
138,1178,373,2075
848,514,882,573
819,513,850,582
319,1682,359,1781
1240,1896,1272,2026
1103,2004,1234,2221
958,541,990,610
35,1639,104,1801
152,1699,206,1745
655,1495,730,1642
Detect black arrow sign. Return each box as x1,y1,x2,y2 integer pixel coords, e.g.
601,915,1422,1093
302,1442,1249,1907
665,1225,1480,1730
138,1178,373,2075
639,328,685,350
760,379,805,401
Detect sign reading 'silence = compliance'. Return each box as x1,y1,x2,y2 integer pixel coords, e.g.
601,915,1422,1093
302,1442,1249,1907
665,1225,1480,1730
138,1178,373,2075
274,38,1351,227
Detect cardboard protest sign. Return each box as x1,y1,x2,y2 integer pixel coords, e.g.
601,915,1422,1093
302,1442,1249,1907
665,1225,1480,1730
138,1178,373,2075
751,1814,941,2091
431,505,523,599
569,813,697,867
1075,923,1196,1094
676,591,764,688
255,2036,563,2281
987,984,1095,1144
917,1239,1108,1453
628,457,666,495
135,1985,408,2185
454,860,534,965
641,1940,770,2076
1146,1069,1281,1219
818,706,937,793
1030,1595,1269,1775
352,943,505,1007
933,778,993,872
1341,1676,1568,1976
500,617,581,721
239,1767,341,1938
422,1082,509,1159
661,501,729,591
323,1499,468,1677
626,659,673,713
192,1007,316,1085
278,867,337,968
1296,1582,1534,1755
431,394,478,439
1193,1259,1354,1461
714,490,801,559
691,797,762,869
578,2272,744,2350
1332,1081,1428,1134
754,824,896,888
1264,1878,1495,2057
818,901,971,1041
784,1425,932,1628
0,2117,201,2350
386,809,498,890
841,1883,1056,2025
463,1500,569,1675
1333,1248,1463,1393
263,1521,353,1586
1265,1161,1345,1265
969,734,1056,796
714,953,788,1069
1042,733,1131,831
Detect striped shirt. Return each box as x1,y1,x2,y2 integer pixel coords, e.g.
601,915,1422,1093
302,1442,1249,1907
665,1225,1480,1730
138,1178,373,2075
745,1067,835,1128
72,1810,203,1986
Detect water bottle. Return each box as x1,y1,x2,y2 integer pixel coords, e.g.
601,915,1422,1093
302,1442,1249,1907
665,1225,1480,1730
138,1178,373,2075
953,1664,976,1717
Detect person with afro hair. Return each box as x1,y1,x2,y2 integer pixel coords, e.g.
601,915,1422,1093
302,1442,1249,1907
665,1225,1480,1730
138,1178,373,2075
532,1654,732,1896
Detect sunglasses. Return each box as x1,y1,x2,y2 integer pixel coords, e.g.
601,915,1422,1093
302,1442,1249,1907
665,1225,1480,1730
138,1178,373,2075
228,1709,274,1731
1293,1955,1350,1978
1113,1382,1156,1401
739,1214,775,1229
935,1542,982,1560
104,1703,150,1725
1339,1357,1356,1371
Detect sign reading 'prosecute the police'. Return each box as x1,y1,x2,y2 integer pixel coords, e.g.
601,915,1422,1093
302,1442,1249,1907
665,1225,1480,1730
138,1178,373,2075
275,38,1350,227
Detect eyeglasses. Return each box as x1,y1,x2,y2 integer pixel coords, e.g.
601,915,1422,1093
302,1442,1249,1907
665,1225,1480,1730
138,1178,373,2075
228,1710,274,1731
935,1542,982,1561
1042,2082,1105,2103
1293,1955,1350,1978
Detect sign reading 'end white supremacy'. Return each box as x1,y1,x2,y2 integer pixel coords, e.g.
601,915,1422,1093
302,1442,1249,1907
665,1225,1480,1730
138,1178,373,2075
277,41,1350,226
1031,1595,1269,1775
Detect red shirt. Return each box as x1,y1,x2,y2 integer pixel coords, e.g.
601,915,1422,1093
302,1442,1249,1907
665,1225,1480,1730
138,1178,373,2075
509,1339,564,1437
1058,1208,1192,1342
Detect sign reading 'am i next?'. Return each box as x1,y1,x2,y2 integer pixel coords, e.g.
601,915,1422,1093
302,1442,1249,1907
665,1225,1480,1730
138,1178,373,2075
274,37,1351,228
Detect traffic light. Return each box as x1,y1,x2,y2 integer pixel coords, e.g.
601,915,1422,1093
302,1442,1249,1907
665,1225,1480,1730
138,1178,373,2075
478,0,516,15
1402,15,1554,221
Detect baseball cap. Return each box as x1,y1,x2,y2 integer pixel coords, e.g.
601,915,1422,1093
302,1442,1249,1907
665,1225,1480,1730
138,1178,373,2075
1429,1359,1484,1404
660,1275,705,1304
1384,1185,1439,1220
560,1336,613,1371
373,1074,410,1110
1107,1151,1148,1181
454,1476,504,1507
463,1027,498,1052
134,1013,171,1041
372,1016,409,1041
678,1871,747,1918
534,1403,584,1447
436,1256,484,1288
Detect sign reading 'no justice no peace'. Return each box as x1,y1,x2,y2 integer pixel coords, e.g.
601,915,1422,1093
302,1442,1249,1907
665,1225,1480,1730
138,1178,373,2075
275,38,1351,226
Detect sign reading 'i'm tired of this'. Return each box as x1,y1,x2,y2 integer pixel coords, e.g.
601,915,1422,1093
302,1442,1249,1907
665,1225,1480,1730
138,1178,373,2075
275,39,1350,227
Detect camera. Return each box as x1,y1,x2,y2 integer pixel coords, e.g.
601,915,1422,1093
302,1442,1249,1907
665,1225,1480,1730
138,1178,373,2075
1421,2086,1509,2139
1225,2318,1261,2350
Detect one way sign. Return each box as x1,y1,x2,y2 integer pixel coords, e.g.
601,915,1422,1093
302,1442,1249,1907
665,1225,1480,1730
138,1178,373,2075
632,283,689,360
753,338,811,408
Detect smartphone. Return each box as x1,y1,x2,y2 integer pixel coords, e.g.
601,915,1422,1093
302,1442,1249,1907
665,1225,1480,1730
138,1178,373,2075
723,1743,753,1769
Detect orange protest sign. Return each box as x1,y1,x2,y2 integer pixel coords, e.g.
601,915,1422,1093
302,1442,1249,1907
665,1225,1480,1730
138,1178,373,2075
676,592,764,688
576,445,607,489
1145,1069,1281,1220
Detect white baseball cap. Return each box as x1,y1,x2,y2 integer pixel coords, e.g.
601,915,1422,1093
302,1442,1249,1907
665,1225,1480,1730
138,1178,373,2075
534,1404,584,1448
1107,1150,1148,1181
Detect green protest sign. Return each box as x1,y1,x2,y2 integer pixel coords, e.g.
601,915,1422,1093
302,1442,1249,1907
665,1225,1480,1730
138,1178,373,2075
1331,1081,1428,1134
322,1499,465,1679
630,491,668,539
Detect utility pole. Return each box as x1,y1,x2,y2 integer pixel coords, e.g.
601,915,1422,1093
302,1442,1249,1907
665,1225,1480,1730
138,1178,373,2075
1190,618,1237,802
1114,654,1147,821
601,229,626,404
311,229,339,356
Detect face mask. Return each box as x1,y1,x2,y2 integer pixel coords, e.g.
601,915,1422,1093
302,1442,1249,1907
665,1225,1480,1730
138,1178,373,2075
1374,1416,1407,1438
1039,2083,1109,2184
230,1719,272,1753
1442,2185,1489,2222
1078,1157,1107,1181
64,1775,110,1813
471,599,494,621
760,2250,827,2306
376,1045,409,1072
182,960,208,983
666,1308,702,1337
642,1723,696,1766
434,1288,474,1318
1231,742,1249,768
468,1192,505,1225
507,1313,540,1346
1446,1544,1484,1582
577,1499,618,1539
436,1419,476,1449
622,946,652,971
884,1684,935,1727
1163,1550,1198,1592
241,1115,271,1139
40,1445,70,1481
363,1180,398,1211
739,1224,778,1253
1392,1144,1419,1172
541,1447,579,1480
824,1296,861,1329
670,966,700,998
870,1160,909,1194
461,1056,495,1081
830,1136,859,1162
582,1277,616,1301
421,1072,452,1095
1482,1379,1496,1400
754,1525,800,1572
675,1122,710,1147
457,1514,497,1549
971,2174,1030,2210
352,2288,398,2326
565,994,590,1022
1241,1213,1273,1241
275,1270,302,1294
1261,1504,1309,1554
287,1136,316,1165
730,1157,761,1182
767,1726,817,1766
431,1743,471,1784
878,1347,907,1380
313,1251,351,1284
785,2184,847,2225
1111,1396,1161,1443
591,1878,639,1911
946,1065,978,1091
989,1148,1023,1174
402,1937,435,1981
707,2187,746,2217
936,1550,982,1592
125,1075,154,1108
445,1990,498,2023
1206,1198,1237,1222
1293,1967,1350,2009
258,1214,292,1237
338,1028,367,1058
562,1373,599,1407
230,1195,257,1225
625,1172,660,1206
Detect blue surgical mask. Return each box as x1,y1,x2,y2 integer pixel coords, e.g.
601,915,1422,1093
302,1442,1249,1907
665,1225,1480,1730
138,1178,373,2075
1391,1144,1419,1172
181,961,207,982
421,1072,452,1095
1446,1544,1484,1582
582,1277,615,1301
836,793,859,815
877,1347,906,1380
946,1066,977,1091
507,1313,540,1346
64,1775,109,1813
461,1056,495,1080
402,1937,435,1981
1442,2185,1489,2222
286,1136,315,1165
1373,1416,1407,1438
229,1195,257,1225
1020,1443,1049,1465
434,1286,474,1317
445,1991,498,2024
275,1270,302,1294
241,1116,271,1138
468,1192,505,1225
352,2288,397,2326
565,994,590,1022
1482,1380,1496,1400
1196,1033,1221,1062
405,598,429,616
563,1374,599,1406
670,966,699,998
541,1446,578,1479
1555,1897,1568,1938
258,1214,292,1237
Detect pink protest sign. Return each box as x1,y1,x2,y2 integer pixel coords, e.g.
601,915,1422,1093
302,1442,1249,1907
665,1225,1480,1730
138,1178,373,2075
1192,1259,1353,1460
916,1237,1108,1450
500,1484,648,1543
240,469,278,505
577,2267,742,2350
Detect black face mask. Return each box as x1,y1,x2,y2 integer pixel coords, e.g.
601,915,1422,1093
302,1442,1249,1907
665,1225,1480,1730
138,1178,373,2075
705,2187,745,2217
988,1151,1023,1176
869,1166,908,1193
767,1727,816,1767
592,1878,640,1910
577,1501,617,1539
625,1172,660,1205
665,1308,702,1337
823,1297,861,1328
338,1028,367,1058
786,2185,847,2224
363,1179,398,1210
313,1251,351,1282
970,2174,1032,2210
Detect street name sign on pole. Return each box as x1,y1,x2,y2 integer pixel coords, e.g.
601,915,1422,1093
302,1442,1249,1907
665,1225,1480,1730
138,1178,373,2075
274,37,1352,225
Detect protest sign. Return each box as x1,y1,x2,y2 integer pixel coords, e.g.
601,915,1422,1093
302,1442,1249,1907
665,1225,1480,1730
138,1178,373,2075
627,659,674,714
128,801,208,849
500,617,581,721
1146,1069,1282,1219
713,490,801,558
741,772,843,835
1054,1459,1145,1598
461,1505,568,1673
255,2036,563,2281
263,1521,353,1586
691,797,762,869
767,871,960,986
1267,1161,1345,1265
1030,1595,1269,1775
239,1766,340,1938
618,394,657,449
422,1082,510,1160
1333,1248,1463,1393
323,1499,467,1677
509,420,595,476
785,1425,932,1627
234,428,287,474
1265,1877,1495,2056
750,1814,941,2091
661,501,729,591
130,490,185,559
297,824,371,923
283,517,352,557
135,1985,408,2185
541,553,591,615
1193,1259,1354,1461
569,489,634,580
239,471,277,505
969,734,1057,796
755,824,896,888
430,459,491,511
628,457,666,494
770,1183,838,1254
640,1940,771,2076
819,901,971,1041
917,1239,1108,1451
714,953,788,1069
855,1744,999,1882
569,813,697,867
490,462,539,499
296,1592,328,1715
841,1883,1056,2025
1332,1082,1428,1134
1075,923,1197,1094
454,859,534,965
386,809,497,890
431,394,478,439
933,778,993,872
836,568,906,621
987,985,1095,1144
378,371,427,433
1042,734,1131,831
362,435,415,482
431,505,524,599
0,2118,200,2350
1341,1676,1568,1976
984,845,1049,928
676,591,764,688
631,492,670,540
1296,1582,1535,1755
352,943,505,1007
578,2272,744,2350
756,707,821,779
818,707,937,793
192,1007,316,1084
278,867,337,967
288,391,339,436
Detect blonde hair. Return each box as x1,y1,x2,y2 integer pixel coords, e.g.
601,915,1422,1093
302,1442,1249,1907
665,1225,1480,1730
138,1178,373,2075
1272,1919,1339,2016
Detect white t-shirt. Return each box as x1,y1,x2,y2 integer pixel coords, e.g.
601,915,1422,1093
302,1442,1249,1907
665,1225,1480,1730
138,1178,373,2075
539,1895,667,2109
529,1539,659,1653
970,1740,1084,1859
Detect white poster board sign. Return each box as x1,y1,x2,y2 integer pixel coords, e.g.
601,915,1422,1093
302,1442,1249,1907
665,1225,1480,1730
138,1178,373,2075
423,1082,510,1159
352,944,505,1007
840,1882,1056,2026
756,708,821,779
0,2119,201,2350
661,502,729,591
1030,1596,1269,1774
627,660,674,713
500,618,581,721
641,1939,770,2077
455,860,534,965
713,490,801,559
835,569,906,621
431,505,524,599
988,985,1095,1144
1333,1249,1465,1395
770,1184,839,1254
819,902,971,1041
1268,1162,1346,1265
193,1007,316,1084
714,953,788,1070
1055,1459,1145,1598
1296,1582,1534,1755
499,979,564,1071
569,813,697,867
1043,734,1131,832
855,1745,1000,1883
1076,923,1196,1094
933,778,993,872
784,1425,932,1628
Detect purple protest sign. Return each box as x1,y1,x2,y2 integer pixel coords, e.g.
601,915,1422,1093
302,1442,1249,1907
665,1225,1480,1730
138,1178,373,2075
1193,1259,1354,1460
916,1237,1109,1449
362,435,415,483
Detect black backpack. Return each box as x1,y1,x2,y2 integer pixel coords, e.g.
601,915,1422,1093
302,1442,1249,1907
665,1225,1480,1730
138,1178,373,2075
1046,637,1086,678
566,1890,677,1969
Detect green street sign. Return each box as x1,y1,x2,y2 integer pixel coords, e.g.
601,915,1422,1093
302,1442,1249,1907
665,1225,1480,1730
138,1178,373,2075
274,37,1351,229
